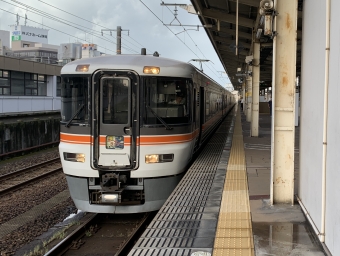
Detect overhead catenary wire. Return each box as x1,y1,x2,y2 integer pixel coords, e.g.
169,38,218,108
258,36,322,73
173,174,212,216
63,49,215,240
3,0,141,54
0,8,119,54
1,3,136,54
36,0,152,53
161,2,230,86
3,0,228,86
139,0,200,58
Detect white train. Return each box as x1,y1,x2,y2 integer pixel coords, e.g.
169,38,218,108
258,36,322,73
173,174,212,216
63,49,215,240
59,53,235,213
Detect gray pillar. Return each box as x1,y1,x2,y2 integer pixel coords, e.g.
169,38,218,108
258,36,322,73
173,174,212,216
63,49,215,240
271,0,297,204
246,66,252,122
251,41,260,136
242,82,246,113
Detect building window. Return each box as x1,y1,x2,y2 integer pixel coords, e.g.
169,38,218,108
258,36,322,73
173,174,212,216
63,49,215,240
0,70,10,95
25,72,37,96
0,70,48,96
56,76,61,97
24,73,47,96
11,71,25,95
37,75,47,96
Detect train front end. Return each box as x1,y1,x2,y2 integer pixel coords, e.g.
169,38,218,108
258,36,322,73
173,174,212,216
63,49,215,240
59,55,195,213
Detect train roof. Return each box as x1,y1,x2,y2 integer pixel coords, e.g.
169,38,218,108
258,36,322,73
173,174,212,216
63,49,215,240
61,54,196,78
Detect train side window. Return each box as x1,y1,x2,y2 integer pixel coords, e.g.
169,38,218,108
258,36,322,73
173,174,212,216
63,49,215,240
60,76,89,123
144,77,192,125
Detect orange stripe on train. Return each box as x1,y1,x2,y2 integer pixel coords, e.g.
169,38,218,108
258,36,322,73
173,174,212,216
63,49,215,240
60,131,200,145
60,133,93,144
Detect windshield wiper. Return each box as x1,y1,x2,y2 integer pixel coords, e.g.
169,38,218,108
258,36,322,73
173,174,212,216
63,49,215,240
65,104,85,128
146,105,173,130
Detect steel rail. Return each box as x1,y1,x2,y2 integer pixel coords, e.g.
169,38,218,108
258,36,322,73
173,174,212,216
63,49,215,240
0,158,62,196
44,213,99,256
0,157,60,182
0,168,62,196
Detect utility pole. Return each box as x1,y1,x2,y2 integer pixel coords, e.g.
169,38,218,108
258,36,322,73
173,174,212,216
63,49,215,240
101,26,129,55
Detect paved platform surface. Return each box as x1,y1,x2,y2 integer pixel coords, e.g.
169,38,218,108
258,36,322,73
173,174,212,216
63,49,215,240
242,111,326,255
129,107,326,256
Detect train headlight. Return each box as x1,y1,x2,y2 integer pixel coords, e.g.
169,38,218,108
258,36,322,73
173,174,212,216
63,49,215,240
145,154,174,164
143,66,160,74
63,152,85,163
101,194,120,203
76,64,90,72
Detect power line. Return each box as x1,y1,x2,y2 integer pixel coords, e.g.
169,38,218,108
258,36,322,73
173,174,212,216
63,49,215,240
161,2,229,85
141,0,224,83
0,8,120,54
1,0,138,53
36,0,151,53
139,0,200,58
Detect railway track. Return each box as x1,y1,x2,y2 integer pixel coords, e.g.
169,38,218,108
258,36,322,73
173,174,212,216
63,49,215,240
0,157,62,196
45,212,156,256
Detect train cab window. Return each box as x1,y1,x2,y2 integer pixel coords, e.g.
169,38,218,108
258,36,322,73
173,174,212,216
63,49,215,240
60,76,89,124
101,78,129,124
144,77,191,125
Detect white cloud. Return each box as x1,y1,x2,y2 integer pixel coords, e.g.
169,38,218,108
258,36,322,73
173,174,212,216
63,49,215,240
0,0,230,85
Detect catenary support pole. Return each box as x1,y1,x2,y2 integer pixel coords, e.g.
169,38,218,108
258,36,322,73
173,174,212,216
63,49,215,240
117,26,121,55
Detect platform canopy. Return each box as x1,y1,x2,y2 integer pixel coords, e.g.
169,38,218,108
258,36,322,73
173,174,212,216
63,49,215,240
189,0,303,91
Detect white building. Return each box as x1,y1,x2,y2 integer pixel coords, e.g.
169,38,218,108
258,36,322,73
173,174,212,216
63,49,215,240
8,25,59,64
0,30,11,56
81,43,101,58
0,55,61,114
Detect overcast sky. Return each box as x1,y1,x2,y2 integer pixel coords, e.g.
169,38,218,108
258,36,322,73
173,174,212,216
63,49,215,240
0,0,232,88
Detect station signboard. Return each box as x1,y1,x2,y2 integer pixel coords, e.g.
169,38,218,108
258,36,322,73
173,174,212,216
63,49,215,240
11,25,48,44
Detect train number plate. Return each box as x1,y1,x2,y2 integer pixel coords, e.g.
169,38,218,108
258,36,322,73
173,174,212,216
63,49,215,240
106,136,124,149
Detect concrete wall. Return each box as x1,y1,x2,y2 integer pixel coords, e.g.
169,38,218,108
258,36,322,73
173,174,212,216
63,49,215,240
0,96,60,113
324,0,340,253
300,1,340,254
0,112,60,155
0,55,61,75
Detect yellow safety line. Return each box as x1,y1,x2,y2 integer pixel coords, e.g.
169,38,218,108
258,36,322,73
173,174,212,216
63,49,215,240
213,109,255,256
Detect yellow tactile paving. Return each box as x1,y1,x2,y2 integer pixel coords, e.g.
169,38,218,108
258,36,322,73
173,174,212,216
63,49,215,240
215,228,253,238
218,212,251,221
226,173,247,181
216,228,253,238
217,219,252,229
224,180,248,191
214,237,254,248
213,109,255,256
213,248,255,256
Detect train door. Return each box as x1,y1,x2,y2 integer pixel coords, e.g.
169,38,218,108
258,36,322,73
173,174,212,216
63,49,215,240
92,71,139,170
197,86,205,146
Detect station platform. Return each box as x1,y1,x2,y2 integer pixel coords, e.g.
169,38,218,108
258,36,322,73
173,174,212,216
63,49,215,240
129,107,326,256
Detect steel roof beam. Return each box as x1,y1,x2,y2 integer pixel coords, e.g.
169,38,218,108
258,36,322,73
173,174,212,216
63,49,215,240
210,27,253,40
201,8,254,28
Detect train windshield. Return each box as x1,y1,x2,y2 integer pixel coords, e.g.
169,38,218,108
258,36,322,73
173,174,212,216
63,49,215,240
144,77,191,125
60,76,89,124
